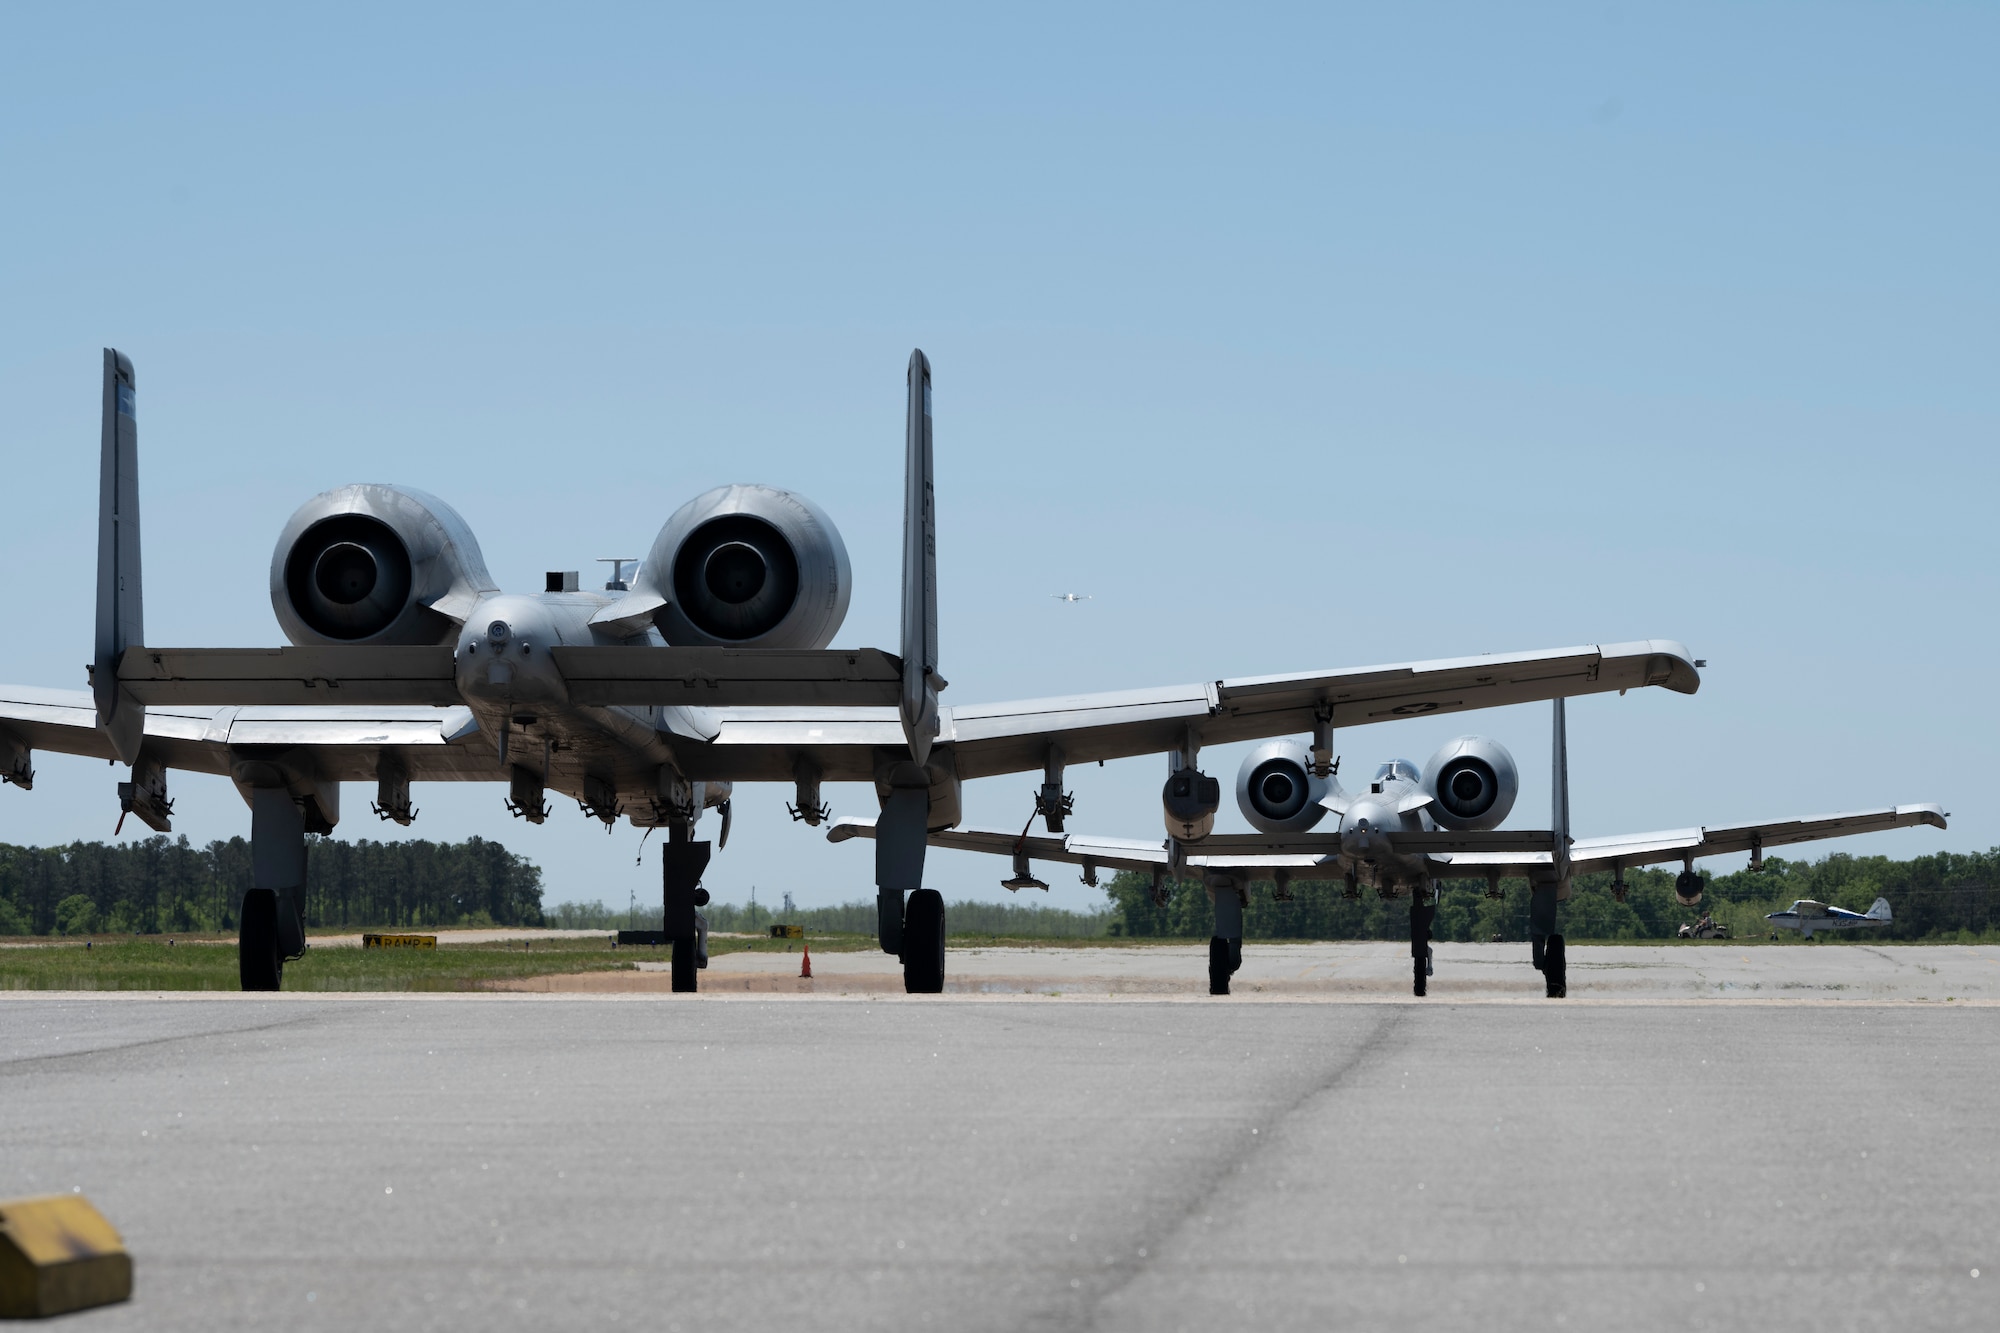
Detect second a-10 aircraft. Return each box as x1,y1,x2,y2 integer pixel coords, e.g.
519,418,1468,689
831,698,1945,996
2,347,1714,993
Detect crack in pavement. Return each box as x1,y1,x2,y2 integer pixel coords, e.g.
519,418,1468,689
1027,1007,1415,1333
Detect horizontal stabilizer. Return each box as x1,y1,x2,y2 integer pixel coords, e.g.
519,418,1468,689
552,646,903,708
119,646,461,706
113,643,906,709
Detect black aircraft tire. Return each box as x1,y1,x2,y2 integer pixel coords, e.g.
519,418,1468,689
1545,933,1567,999
1208,937,1232,996
903,889,946,993
239,889,282,992
1414,952,1427,997
671,935,698,993
1230,938,1243,975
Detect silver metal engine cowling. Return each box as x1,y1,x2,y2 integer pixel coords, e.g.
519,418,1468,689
638,484,851,649
271,485,497,646
1421,736,1519,831
1234,740,1331,833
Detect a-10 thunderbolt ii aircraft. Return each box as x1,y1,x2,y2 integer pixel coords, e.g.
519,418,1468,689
830,699,1945,996
0,348,1709,993
1766,897,1894,939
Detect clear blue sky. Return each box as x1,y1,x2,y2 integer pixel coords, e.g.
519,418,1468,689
2,3,1993,910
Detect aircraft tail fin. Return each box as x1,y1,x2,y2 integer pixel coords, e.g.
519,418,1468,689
1867,896,1892,921
1551,697,1571,880
93,348,146,764
899,349,942,766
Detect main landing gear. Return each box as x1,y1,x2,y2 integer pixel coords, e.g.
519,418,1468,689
1529,876,1567,998
1411,891,1435,997
238,787,313,992
874,774,955,995
664,837,711,994
1207,879,1246,996
903,889,946,993
1207,936,1243,996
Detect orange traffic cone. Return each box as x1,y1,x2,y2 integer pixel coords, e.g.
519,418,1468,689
800,943,813,979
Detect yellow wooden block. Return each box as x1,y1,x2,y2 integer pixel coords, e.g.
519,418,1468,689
0,1194,133,1318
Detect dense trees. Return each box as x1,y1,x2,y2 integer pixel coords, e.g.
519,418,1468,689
1101,849,2000,942
0,835,544,936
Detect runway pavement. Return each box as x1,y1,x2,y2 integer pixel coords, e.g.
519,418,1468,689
3,985,1995,1330
546,940,2000,1001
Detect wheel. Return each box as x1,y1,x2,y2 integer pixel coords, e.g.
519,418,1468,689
671,935,698,992
1425,946,1434,977
1413,951,1427,997
1544,933,1567,999
238,889,282,992
902,889,946,993
1208,937,1232,996
1229,938,1243,975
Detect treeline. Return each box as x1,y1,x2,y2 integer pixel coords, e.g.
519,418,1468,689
1103,848,2000,943
0,836,545,936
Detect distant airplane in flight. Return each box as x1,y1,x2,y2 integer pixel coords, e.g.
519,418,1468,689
1051,592,1091,603
1767,897,1893,939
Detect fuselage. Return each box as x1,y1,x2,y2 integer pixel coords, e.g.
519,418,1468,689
451,590,720,821
1332,759,1437,891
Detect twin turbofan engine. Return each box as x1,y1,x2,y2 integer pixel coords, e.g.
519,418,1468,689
1232,735,1521,834
270,483,852,648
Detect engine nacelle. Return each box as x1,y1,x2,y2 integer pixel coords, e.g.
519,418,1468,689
1163,768,1222,842
1234,740,1331,834
271,485,497,646
631,484,851,649
1421,736,1519,831
1674,870,1704,906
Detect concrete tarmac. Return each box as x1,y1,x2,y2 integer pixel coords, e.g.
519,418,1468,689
555,940,2000,1002
3,987,1995,1331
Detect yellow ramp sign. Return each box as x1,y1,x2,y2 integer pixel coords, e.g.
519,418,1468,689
0,1193,133,1318
363,933,437,949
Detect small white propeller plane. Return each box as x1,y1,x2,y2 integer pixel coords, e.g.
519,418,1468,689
1766,897,1892,939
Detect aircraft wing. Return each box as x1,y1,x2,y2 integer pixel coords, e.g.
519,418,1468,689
1441,804,1949,875
0,684,497,786
7,636,1701,790
828,816,1177,874
707,639,1701,781
829,804,1947,885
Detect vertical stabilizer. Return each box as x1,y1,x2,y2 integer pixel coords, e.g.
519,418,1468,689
899,349,942,766
1867,897,1892,921
1551,697,1571,882
93,349,145,764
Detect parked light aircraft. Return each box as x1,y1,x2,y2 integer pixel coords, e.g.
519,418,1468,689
830,700,1944,996
1767,897,1893,939
0,349,1707,993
